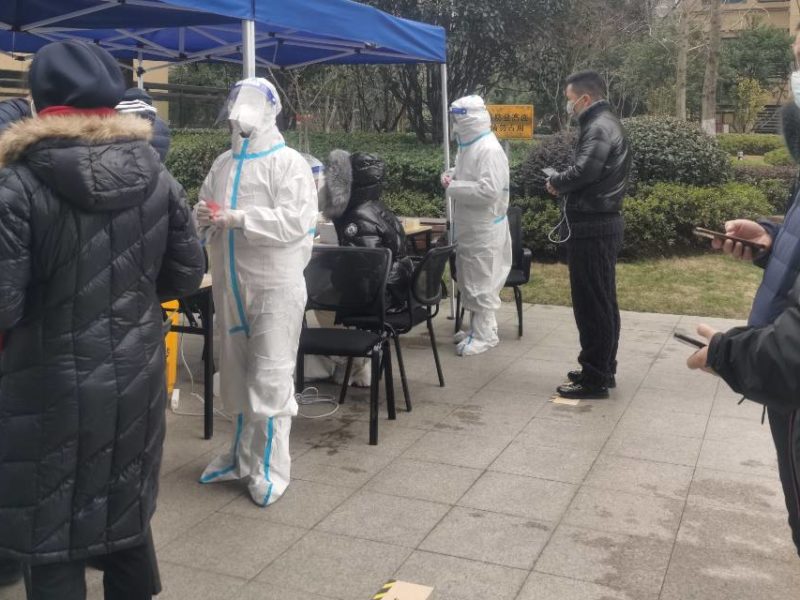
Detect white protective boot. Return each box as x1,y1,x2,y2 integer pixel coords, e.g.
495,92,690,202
457,310,499,356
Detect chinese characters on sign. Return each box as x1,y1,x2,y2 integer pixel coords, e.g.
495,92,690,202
486,105,535,140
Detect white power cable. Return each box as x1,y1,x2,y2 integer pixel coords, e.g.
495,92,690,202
295,387,339,419
173,331,233,422
548,196,572,244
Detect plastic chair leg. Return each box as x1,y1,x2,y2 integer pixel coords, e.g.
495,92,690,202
295,351,305,393
383,343,397,421
393,335,412,412
428,317,445,387
369,352,380,445
338,357,353,404
514,286,524,338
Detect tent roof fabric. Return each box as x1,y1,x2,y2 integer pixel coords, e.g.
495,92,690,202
0,0,446,68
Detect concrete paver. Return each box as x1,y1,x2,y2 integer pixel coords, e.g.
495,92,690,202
3,305,797,600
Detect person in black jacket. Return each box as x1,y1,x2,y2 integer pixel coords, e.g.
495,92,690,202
116,87,171,162
687,84,800,558
0,97,31,135
322,149,413,310
0,40,205,599
0,96,32,593
546,70,631,399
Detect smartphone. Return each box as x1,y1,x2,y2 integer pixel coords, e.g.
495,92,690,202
673,332,706,349
541,167,558,178
693,227,766,251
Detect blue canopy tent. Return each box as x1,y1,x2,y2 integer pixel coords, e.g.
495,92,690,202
0,0,456,313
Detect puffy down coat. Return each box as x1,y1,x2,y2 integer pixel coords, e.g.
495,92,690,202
0,113,204,565
324,151,412,308
550,100,631,216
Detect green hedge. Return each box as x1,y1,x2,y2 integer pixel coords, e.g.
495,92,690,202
764,147,794,167
510,183,773,261
623,117,731,187
620,182,772,258
167,129,534,202
718,133,784,156
516,116,732,195
732,162,796,213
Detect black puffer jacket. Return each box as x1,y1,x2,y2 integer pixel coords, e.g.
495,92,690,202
0,98,31,134
117,88,171,162
324,151,412,308
550,100,631,216
0,113,204,565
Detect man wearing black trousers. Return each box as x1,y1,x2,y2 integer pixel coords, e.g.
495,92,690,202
546,70,631,399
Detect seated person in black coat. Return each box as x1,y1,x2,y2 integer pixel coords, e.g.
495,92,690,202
321,150,413,311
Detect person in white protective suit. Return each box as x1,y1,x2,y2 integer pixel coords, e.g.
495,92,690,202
194,78,318,507
442,95,512,357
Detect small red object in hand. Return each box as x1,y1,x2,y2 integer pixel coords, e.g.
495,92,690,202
206,200,221,216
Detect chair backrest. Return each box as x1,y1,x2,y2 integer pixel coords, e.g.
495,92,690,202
304,246,391,322
507,206,524,269
411,244,457,306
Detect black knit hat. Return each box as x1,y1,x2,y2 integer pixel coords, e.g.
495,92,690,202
29,40,125,110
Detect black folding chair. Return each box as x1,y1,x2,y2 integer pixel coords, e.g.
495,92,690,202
342,244,457,411
295,246,395,446
503,206,533,337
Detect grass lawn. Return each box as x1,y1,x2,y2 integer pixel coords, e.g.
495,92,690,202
510,254,763,319
731,155,769,166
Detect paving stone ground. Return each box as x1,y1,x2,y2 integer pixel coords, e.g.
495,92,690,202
3,303,799,599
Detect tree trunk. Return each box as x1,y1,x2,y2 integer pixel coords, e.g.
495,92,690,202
675,0,690,120
701,0,721,136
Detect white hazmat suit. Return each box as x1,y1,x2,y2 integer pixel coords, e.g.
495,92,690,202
445,95,512,356
196,79,318,506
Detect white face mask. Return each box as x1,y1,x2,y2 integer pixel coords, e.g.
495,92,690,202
566,95,588,117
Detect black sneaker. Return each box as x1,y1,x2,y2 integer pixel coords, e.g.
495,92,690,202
567,370,616,389
0,560,22,587
557,381,609,400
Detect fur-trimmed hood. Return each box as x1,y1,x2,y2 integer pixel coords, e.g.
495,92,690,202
0,113,160,212
782,103,800,164
322,149,352,220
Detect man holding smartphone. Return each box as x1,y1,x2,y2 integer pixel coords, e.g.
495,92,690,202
546,70,631,399
686,26,800,558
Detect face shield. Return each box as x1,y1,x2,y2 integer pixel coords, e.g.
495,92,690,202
216,78,281,137
449,106,468,141
449,97,491,144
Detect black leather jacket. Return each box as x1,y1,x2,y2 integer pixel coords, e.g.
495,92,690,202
550,100,631,216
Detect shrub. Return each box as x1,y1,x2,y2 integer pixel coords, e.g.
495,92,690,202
764,146,794,167
514,130,577,198
622,117,732,186
515,116,732,195
383,191,444,219
510,196,563,261
731,163,795,213
166,129,229,203
620,182,773,258
718,133,783,156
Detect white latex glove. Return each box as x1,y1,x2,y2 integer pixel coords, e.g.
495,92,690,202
441,170,454,189
213,209,245,230
195,200,214,228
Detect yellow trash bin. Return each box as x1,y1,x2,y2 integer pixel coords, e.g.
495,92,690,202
162,301,180,395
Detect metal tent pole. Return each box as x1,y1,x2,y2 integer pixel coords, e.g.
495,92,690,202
440,62,455,319
137,50,145,89
242,19,256,78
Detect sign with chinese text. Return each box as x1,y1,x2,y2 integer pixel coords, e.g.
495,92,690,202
487,104,534,140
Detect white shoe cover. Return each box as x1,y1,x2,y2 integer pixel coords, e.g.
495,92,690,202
453,329,471,344
199,414,246,484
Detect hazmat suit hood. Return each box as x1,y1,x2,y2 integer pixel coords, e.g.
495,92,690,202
450,95,492,146
322,149,352,220
224,78,283,154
